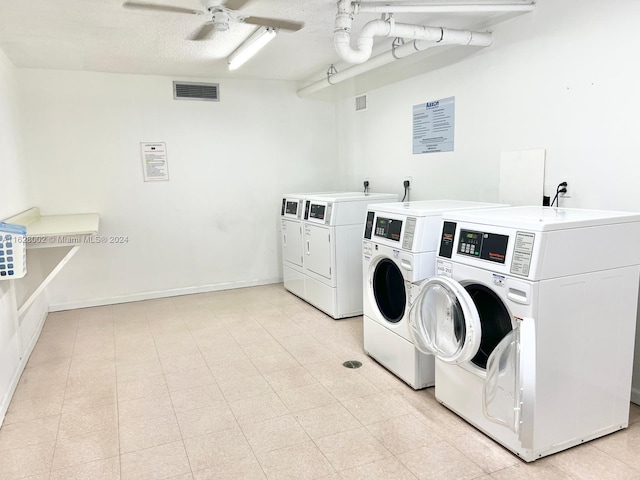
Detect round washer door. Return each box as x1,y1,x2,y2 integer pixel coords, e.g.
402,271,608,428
408,276,481,364
372,258,406,324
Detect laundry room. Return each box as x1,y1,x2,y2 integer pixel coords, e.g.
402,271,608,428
1,0,640,479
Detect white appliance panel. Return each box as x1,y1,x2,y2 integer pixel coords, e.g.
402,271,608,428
281,219,303,269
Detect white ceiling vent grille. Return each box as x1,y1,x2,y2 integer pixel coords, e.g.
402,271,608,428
355,94,367,111
173,81,219,101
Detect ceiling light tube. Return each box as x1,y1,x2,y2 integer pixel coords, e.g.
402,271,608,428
228,26,277,70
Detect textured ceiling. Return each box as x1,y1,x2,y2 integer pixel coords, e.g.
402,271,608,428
0,0,533,83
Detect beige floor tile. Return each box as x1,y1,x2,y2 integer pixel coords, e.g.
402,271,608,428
256,440,336,480
116,358,164,382
176,404,238,439
10,380,67,403
397,442,486,480
229,392,290,428
117,374,169,402
192,457,267,479
294,402,362,440
115,346,159,365
0,441,55,480
319,374,381,402
208,357,261,383
200,342,247,365
366,413,442,455
260,318,306,339
183,428,254,471
489,461,572,479
160,352,208,374
315,426,392,471
50,455,121,480
230,325,274,346
629,403,640,425
404,393,477,440
154,335,199,358
448,429,520,473
165,367,216,392
66,364,116,389
52,427,119,470
217,374,274,402
262,365,318,392
120,413,182,454
339,456,419,480
343,391,414,426
278,383,336,413
286,343,337,365
546,443,640,479
243,414,310,454
62,383,117,413
4,392,65,424
19,361,70,387
118,393,175,425
58,402,118,438
592,424,640,469
254,351,301,374
170,383,226,412
0,415,60,451
242,339,287,359
120,440,191,480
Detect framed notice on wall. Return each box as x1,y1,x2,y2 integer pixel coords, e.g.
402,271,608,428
412,97,455,154
140,142,170,182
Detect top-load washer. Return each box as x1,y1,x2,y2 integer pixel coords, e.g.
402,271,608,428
362,200,505,389
303,192,398,318
281,192,334,298
408,206,640,461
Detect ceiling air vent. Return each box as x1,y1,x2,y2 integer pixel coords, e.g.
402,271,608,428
173,81,219,101
355,94,367,111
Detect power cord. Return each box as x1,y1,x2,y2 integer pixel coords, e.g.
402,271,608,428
401,180,410,202
550,181,568,207
363,180,369,194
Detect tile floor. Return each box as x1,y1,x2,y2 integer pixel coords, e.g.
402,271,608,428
2,283,640,480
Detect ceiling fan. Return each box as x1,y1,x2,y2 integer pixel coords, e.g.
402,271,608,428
122,0,305,41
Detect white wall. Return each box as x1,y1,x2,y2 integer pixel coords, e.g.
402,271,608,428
337,0,640,211
20,71,339,308
0,48,34,420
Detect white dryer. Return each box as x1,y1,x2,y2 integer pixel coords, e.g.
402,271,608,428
281,193,331,298
362,200,505,389
303,192,397,318
409,206,640,461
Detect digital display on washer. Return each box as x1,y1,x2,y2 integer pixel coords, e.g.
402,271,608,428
309,204,326,220
285,201,298,215
458,229,509,264
374,217,402,241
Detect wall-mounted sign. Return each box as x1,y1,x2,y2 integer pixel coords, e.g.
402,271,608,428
141,142,169,182
412,96,455,154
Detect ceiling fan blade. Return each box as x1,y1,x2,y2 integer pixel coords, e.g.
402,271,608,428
224,0,252,10
243,16,304,32
123,1,202,15
190,22,217,40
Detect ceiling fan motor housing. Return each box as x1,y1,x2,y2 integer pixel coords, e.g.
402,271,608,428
212,10,230,31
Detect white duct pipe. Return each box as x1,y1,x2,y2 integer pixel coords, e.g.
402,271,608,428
335,0,494,64
297,31,491,97
354,3,536,14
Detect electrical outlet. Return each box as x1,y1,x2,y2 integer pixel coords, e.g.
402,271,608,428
363,178,370,191
404,176,412,188
558,177,572,199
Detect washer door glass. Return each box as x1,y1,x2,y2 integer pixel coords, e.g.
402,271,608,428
408,277,481,364
372,258,406,324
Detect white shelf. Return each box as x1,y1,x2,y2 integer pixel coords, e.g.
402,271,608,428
5,207,100,249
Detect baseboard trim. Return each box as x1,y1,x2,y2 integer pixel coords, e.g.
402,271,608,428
48,277,283,312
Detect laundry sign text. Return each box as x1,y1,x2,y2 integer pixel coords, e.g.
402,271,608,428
412,96,455,154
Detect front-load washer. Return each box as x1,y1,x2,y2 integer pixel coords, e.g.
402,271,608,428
362,200,505,389
408,206,640,461
303,192,398,318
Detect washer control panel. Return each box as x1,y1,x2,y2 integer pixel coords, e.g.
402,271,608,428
458,229,509,264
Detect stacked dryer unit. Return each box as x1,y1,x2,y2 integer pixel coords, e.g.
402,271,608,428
281,192,330,299
409,206,640,461
362,200,505,389
302,192,398,318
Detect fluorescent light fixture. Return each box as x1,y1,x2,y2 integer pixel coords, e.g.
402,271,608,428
228,26,277,71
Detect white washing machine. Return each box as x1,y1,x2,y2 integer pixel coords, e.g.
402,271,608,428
281,192,332,298
408,206,640,461
362,200,505,389
303,192,397,318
